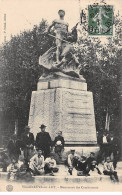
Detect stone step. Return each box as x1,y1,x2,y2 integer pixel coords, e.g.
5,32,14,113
0,164,122,184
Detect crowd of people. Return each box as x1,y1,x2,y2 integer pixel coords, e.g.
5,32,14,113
0,124,120,183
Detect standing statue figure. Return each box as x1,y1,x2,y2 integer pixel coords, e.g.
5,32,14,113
46,9,69,64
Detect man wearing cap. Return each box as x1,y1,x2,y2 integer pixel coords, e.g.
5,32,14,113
67,149,80,175
46,9,69,64
21,126,34,162
36,124,52,158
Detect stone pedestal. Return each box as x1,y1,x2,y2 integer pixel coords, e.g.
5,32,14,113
28,73,97,147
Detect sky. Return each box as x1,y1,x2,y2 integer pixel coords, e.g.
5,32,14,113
0,0,121,45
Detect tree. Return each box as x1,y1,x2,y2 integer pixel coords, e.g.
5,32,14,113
75,13,121,136
0,19,54,138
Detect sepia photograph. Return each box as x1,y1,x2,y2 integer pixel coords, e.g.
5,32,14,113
0,0,122,192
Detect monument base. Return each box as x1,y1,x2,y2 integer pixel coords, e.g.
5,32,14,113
29,72,97,147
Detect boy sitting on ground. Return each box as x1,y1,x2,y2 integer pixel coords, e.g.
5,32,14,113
76,155,90,176
67,149,80,175
7,157,20,181
44,154,59,176
18,160,33,181
29,149,44,175
86,152,101,175
103,156,119,182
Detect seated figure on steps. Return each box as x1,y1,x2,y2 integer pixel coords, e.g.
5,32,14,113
44,154,59,176
86,152,102,175
29,149,44,175
103,156,119,183
76,155,90,176
67,149,80,175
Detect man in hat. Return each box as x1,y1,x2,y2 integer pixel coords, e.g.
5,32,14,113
21,126,34,162
46,9,69,64
36,124,52,158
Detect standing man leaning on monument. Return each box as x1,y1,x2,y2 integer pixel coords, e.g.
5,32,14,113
36,124,52,159
21,126,34,163
46,9,69,64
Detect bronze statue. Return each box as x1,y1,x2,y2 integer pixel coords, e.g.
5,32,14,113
39,10,84,79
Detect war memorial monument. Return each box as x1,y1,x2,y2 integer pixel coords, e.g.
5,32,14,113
28,9,99,159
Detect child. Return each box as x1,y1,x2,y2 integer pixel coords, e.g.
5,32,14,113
67,149,80,175
53,131,65,159
77,156,90,176
103,156,119,182
18,160,33,182
86,152,101,175
29,149,44,175
7,158,20,181
44,155,59,176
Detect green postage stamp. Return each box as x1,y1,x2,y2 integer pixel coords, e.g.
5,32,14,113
88,5,113,36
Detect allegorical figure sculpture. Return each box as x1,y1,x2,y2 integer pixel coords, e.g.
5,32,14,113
46,9,69,64
39,9,86,78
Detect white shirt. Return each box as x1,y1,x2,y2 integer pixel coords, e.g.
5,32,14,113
30,154,44,168
45,157,56,168
68,153,79,167
103,136,107,143
103,162,114,172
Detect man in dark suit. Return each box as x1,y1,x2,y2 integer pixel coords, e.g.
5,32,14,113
7,134,22,161
36,124,52,159
21,126,34,162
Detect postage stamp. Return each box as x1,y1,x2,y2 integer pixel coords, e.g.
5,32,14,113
88,5,113,36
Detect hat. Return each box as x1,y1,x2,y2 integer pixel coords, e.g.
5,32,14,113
70,149,75,152
39,124,46,129
25,125,30,129
81,155,86,160
58,9,65,14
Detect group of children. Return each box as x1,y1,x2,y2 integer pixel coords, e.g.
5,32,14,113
67,150,119,182
6,149,59,181
4,149,119,183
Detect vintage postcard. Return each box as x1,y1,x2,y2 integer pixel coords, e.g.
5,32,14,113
0,0,122,192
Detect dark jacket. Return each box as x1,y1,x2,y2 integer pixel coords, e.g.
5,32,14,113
77,160,88,172
36,131,52,150
53,135,65,148
7,139,22,155
21,132,34,149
